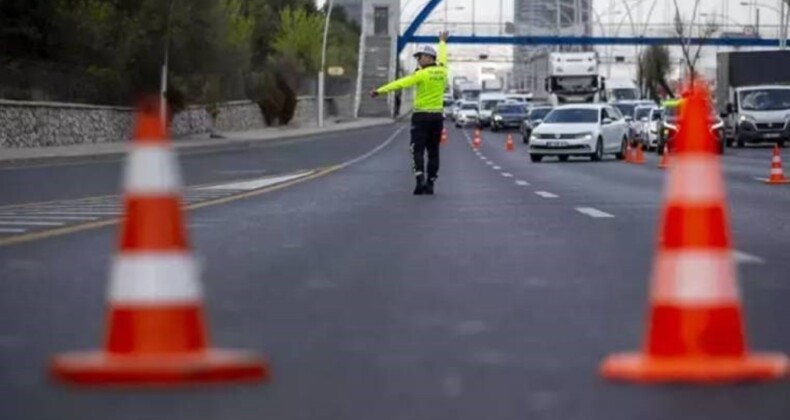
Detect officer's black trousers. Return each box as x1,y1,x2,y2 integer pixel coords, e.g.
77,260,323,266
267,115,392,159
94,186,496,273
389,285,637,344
410,112,444,180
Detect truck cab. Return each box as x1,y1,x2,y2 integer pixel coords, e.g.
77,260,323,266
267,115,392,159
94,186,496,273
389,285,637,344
724,85,790,148
544,52,606,106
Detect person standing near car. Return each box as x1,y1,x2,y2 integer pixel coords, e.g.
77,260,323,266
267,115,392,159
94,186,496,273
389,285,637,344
370,31,449,195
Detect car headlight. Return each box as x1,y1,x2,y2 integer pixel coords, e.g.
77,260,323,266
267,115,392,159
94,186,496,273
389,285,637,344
739,114,757,125
582,133,594,140
494,115,503,121
530,135,538,142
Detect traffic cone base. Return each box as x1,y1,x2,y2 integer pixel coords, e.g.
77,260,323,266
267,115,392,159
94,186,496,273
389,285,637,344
600,352,788,383
51,349,269,386
762,178,790,184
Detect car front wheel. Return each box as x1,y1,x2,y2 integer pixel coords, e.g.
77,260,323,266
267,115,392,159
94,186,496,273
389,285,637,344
590,138,604,161
530,154,543,163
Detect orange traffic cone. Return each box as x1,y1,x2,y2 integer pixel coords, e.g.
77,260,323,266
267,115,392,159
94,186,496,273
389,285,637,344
51,99,270,386
633,143,646,164
625,142,633,163
657,148,670,169
600,83,789,383
761,144,790,184
505,134,515,152
441,127,448,145
473,132,482,150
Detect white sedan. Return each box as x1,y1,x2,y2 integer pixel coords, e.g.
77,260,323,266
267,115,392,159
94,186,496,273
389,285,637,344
528,104,630,162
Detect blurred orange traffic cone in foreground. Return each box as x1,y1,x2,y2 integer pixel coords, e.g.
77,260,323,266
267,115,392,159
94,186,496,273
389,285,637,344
505,134,515,152
441,127,448,145
473,131,482,150
657,148,670,169
761,144,790,184
51,99,270,386
600,83,789,383
633,143,646,164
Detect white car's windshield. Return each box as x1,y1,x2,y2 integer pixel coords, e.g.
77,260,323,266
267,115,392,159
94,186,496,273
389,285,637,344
739,89,790,111
543,108,599,124
461,103,478,110
635,107,652,120
613,103,636,117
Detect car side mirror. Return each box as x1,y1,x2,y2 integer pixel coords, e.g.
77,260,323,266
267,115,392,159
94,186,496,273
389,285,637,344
624,115,633,122
726,103,734,113
602,118,613,125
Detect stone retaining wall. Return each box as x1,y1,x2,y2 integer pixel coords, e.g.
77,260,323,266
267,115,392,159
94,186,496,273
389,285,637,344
0,96,352,148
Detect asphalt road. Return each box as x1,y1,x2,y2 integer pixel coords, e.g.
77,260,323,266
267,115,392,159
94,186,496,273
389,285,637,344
1,122,790,419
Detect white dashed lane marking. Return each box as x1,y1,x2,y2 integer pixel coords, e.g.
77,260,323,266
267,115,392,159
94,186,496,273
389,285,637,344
575,207,615,218
515,180,530,186
535,191,559,198
492,166,502,170
501,173,513,178
485,161,494,165
734,250,765,265
0,220,65,226
0,228,26,233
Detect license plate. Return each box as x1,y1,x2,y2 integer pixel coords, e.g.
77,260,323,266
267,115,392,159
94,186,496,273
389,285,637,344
548,141,568,147
765,133,781,139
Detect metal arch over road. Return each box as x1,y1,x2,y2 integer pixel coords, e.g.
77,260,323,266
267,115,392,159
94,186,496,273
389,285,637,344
396,0,780,52
406,35,781,47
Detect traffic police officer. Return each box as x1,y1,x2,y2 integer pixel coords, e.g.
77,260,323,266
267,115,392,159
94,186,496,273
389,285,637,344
371,31,449,195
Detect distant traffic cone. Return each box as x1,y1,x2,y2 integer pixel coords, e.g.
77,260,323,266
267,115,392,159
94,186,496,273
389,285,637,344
761,144,790,184
600,83,788,383
51,99,270,386
657,148,670,169
505,134,515,152
633,143,646,164
625,142,633,163
441,127,448,145
473,132,482,150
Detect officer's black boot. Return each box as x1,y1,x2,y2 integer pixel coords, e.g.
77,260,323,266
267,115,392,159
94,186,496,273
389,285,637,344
424,177,435,195
413,175,426,195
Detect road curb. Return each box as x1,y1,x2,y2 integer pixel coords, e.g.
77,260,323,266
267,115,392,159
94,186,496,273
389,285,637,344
0,119,398,168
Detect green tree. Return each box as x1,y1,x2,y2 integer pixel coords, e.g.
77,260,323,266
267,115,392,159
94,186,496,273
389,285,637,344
272,6,324,74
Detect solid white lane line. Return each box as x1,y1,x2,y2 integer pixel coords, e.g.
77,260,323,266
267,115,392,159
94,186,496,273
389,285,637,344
492,166,502,170
0,228,26,233
501,172,513,177
0,220,65,226
515,180,530,186
575,207,615,218
733,250,765,265
534,191,559,198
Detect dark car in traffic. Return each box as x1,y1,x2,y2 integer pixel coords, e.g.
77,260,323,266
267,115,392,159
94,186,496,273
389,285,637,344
491,103,527,131
520,106,553,144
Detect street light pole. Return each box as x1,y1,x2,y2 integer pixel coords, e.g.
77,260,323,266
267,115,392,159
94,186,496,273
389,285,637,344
318,0,334,128
161,0,176,131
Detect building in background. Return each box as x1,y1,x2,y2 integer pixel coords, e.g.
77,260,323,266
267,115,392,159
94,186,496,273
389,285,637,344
512,0,592,92
333,0,363,25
